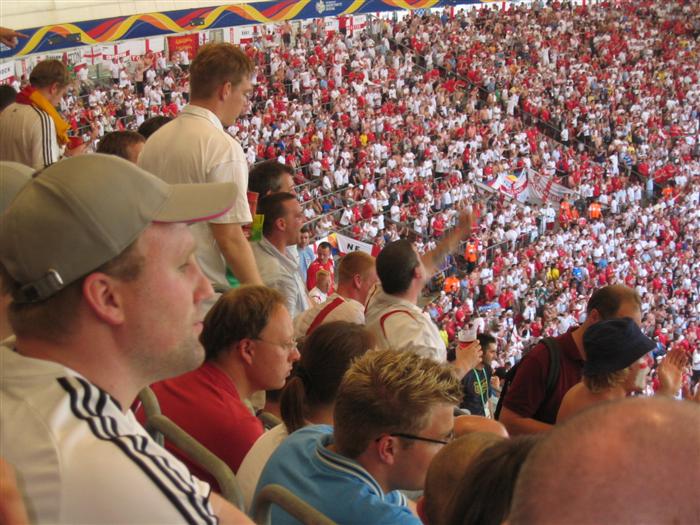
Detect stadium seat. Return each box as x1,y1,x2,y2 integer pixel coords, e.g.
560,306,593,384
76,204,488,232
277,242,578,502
252,484,337,525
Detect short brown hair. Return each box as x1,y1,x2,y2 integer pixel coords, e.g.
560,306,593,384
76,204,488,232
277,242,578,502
337,251,375,285
200,285,285,361
334,349,462,458
189,43,253,100
97,131,145,161
586,285,641,319
4,240,143,341
30,60,70,88
258,192,297,236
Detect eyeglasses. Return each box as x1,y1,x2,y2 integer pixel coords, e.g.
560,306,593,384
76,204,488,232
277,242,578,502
375,431,454,446
253,338,298,353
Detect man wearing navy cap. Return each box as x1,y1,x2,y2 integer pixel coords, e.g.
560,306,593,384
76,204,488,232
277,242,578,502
557,318,688,422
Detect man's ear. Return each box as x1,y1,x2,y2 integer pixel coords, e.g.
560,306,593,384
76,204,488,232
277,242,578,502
82,273,126,325
375,435,398,466
239,339,256,366
218,81,232,102
352,273,362,290
587,308,601,324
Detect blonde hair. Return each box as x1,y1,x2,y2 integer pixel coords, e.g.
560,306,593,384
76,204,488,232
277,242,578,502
337,251,375,285
333,349,462,458
583,367,630,394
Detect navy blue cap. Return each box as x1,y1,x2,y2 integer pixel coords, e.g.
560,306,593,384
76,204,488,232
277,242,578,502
583,318,656,376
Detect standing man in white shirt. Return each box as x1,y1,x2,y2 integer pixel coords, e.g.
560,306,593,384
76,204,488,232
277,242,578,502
140,43,262,304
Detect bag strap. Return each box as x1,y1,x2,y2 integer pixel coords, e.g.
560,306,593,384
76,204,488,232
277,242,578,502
541,337,561,401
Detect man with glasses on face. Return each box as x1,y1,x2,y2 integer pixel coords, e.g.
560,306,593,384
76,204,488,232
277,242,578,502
137,285,300,492
254,349,461,524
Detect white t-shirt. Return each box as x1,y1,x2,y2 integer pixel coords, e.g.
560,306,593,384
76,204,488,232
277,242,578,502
139,105,252,291
293,293,365,340
364,286,446,362
0,346,215,524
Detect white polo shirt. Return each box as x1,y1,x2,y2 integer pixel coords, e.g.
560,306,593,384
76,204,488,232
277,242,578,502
293,292,365,340
364,286,446,362
139,105,252,290
0,345,216,524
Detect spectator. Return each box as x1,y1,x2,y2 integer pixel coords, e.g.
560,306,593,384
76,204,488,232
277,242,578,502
294,250,377,339
296,226,315,283
0,84,16,112
365,209,476,366
237,321,374,509
0,161,33,341
499,285,642,435
419,432,504,525
96,130,145,164
308,269,330,304
139,43,262,302
509,398,700,525
460,333,498,417
138,285,299,491
136,115,172,139
444,436,540,525
252,192,309,318
0,60,80,169
0,154,249,523
255,349,462,524
248,159,295,196
557,318,686,422
306,241,335,293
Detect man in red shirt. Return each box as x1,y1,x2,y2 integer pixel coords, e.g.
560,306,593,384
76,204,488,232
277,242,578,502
137,286,300,491
306,241,335,293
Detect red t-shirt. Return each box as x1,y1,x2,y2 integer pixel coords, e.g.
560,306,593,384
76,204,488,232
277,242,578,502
135,362,263,491
306,258,335,293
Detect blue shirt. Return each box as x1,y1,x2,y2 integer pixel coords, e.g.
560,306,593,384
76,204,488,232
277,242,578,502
255,425,419,525
297,245,315,282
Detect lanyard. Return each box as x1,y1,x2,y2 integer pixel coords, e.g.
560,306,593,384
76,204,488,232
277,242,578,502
474,368,489,413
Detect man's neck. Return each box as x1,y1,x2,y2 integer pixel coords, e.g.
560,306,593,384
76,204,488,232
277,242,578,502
571,324,587,360
188,99,223,122
265,234,290,255
306,404,334,426
389,287,419,306
336,283,360,303
211,357,255,401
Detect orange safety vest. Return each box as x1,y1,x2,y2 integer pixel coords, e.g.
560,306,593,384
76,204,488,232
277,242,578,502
464,242,478,263
588,202,602,219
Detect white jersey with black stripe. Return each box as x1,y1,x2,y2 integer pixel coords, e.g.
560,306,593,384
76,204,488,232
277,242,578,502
0,102,61,170
0,344,216,524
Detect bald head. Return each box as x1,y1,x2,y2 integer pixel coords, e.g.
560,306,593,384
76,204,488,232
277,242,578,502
509,398,700,524
455,414,509,438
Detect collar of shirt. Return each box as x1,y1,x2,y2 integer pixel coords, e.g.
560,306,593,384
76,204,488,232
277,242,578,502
181,104,224,130
315,434,398,502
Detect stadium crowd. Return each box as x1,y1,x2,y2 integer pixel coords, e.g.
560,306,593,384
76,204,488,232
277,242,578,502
1,0,699,524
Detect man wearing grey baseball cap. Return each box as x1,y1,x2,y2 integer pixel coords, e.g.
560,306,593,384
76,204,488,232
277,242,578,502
0,154,252,524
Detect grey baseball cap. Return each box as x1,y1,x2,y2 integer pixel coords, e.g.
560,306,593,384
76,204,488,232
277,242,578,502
0,154,235,304
0,162,34,214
